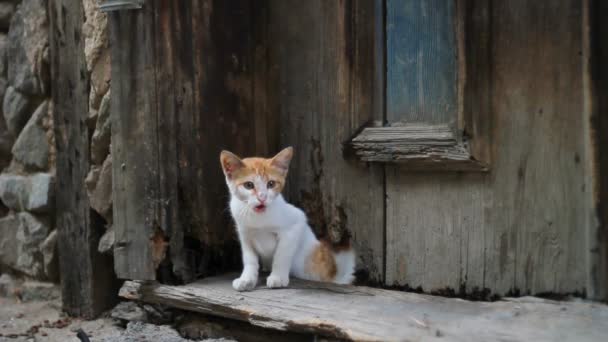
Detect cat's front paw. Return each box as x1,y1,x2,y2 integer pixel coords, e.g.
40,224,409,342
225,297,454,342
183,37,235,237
232,276,257,291
266,274,289,288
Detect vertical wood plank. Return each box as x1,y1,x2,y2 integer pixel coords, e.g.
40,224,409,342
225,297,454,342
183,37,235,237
587,0,608,301
386,0,458,125
386,172,486,290
269,0,385,281
110,4,160,280
154,0,190,282
50,0,119,317
463,0,492,163
188,0,258,276
488,0,586,295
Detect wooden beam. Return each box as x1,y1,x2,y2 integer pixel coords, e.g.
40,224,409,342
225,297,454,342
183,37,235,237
49,0,119,318
109,3,161,281
119,274,608,342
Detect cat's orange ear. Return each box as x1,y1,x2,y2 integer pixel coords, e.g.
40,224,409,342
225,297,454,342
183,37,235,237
270,147,294,173
220,150,244,179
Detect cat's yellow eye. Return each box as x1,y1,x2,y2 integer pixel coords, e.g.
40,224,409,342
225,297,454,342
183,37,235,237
267,180,276,189
243,181,255,190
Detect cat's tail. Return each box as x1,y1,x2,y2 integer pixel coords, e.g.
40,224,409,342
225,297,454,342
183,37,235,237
332,247,356,284
307,240,356,285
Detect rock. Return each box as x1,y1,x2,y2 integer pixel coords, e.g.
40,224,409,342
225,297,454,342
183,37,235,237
91,48,111,100
7,0,49,96
40,229,58,281
110,301,175,327
85,164,100,192
98,226,114,254
2,85,36,135
0,76,6,102
178,317,227,341
91,90,111,165
0,212,50,278
83,0,111,105
0,272,18,297
87,90,99,130
0,81,14,169
100,321,214,342
88,154,112,222
19,280,60,301
0,2,16,30
11,100,49,170
0,199,7,216
83,0,108,72
0,33,8,77
0,173,54,213
111,301,148,323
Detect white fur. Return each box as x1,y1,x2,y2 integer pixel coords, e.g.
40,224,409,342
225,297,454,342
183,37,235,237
226,175,355,291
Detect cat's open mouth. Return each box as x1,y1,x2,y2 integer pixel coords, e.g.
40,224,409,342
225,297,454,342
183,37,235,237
254,204,266,213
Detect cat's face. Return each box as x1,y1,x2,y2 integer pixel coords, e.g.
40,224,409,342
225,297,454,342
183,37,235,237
220,147,293,214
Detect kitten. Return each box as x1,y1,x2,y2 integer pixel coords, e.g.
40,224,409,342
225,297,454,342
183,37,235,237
220,147,356,291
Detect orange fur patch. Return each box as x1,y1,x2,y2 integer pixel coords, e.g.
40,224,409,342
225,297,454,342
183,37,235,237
237,158,287,192
221,148,292,193
306,241,337,282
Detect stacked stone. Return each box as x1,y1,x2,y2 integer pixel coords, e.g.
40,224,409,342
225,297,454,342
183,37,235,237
0,0,112,283
0,0,58,281
83,0,113,253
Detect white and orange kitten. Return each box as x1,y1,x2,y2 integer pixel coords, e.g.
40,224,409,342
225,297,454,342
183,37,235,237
220,147,355,291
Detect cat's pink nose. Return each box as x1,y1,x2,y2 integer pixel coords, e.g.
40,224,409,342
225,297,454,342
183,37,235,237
257,193,267,202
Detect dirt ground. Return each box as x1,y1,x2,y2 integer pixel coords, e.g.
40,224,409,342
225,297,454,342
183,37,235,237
0,296,123,341
0,296,235,342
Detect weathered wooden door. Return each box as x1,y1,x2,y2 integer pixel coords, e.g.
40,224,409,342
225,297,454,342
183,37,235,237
258,0,606,299
108,0,607,300
109,0,274,282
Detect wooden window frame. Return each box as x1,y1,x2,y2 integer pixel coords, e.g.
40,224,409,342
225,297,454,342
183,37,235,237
350,0,491,172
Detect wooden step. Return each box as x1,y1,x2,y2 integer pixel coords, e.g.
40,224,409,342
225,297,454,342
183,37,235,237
119,274,608,342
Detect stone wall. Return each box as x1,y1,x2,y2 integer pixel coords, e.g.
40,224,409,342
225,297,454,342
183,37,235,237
0,0,112,282
0,0,56,281
82,0,113,254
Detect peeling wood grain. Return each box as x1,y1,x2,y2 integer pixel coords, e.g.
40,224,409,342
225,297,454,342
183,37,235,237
350,125,489,171
119,275,608,342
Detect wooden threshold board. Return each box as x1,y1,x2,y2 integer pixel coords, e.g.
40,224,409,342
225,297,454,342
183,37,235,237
120,274,608,342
